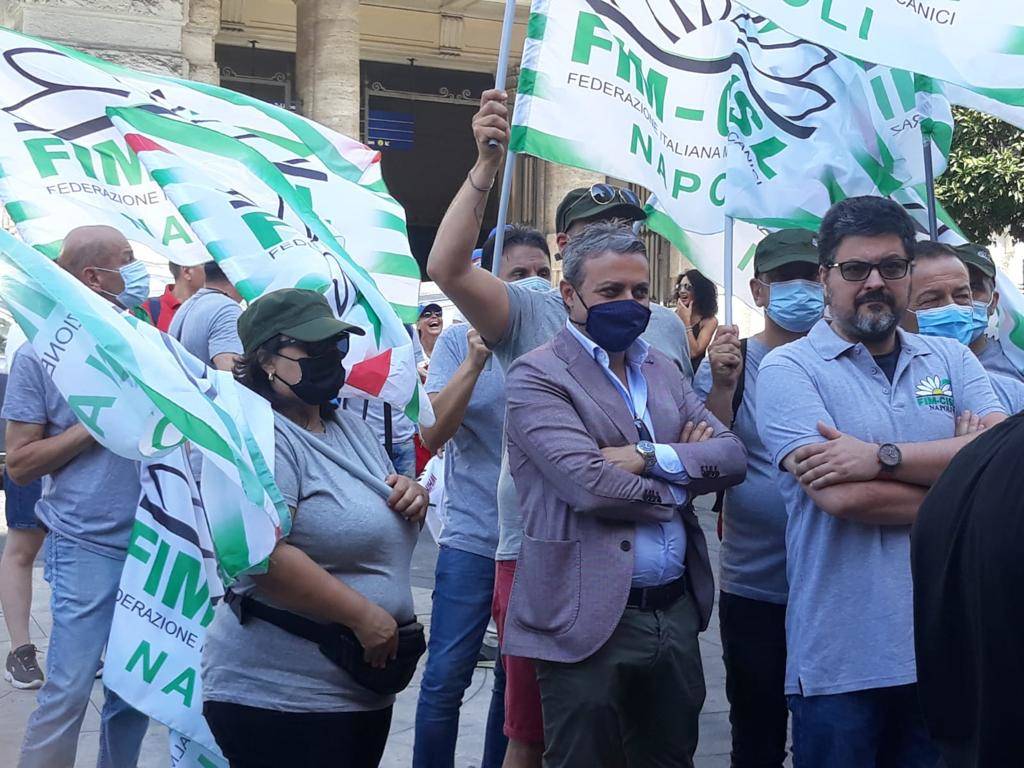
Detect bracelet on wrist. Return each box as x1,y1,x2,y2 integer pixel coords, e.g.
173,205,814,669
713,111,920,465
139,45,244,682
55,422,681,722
467,169,495,193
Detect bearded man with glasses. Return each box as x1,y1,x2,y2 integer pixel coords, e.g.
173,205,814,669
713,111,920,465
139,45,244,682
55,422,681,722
754,196,1006,768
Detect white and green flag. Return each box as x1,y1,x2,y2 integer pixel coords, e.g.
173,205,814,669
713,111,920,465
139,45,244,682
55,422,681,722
738,0,1024,102
0,229,289,765
721,12,952,227
0,27,429,422
512,1,950,237
104,448,228,766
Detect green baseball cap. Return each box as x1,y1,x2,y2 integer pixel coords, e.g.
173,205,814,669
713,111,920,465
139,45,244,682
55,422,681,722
555,184,646,235
754,229,820,273
954,243,996,279
237,288,364,354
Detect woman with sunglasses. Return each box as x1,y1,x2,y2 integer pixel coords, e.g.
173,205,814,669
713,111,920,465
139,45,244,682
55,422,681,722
674,268,720,370
201,288,429,768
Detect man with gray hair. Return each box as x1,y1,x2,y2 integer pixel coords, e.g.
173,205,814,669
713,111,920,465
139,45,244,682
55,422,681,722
502,221,746,766
3,225,150,767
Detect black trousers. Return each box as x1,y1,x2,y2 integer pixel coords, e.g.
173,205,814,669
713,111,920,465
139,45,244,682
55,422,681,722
719,591,789,768
204,700,393,768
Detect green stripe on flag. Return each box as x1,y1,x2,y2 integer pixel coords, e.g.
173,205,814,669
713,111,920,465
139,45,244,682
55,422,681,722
526,12,547,41
376,210,408,234
742,213,824,230
33,241,63,260
737,244,758,273
517,68,552,100
5,200,44,224
395,304,419,325
372,252,422,280
4,303,38,342
1000,27,1024,55
240,126,315,158
967,85,1024,107
510,125,591,169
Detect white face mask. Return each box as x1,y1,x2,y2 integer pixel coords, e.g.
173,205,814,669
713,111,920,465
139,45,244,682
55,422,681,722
96,260,151,310
513,276,551,293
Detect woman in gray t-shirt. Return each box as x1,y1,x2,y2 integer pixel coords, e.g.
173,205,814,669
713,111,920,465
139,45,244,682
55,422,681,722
201,289,428,768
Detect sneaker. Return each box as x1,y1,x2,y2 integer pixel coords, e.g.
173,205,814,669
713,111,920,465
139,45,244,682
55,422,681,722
476,642,497,669
5,644,44,690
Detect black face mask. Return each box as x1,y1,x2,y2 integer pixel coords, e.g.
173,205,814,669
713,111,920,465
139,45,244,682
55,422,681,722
276,349,346,405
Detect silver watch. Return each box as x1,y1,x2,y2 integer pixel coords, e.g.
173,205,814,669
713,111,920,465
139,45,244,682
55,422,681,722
635,440,658,472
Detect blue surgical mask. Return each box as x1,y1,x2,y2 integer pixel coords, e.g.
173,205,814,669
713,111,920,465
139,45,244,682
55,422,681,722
514,276,551,293
970,298,993,343
98,261,150,310
914,303,975,346
762,279,824,333
575,292,651,352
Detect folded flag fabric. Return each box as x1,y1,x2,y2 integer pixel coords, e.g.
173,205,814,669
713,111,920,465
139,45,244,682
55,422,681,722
0,26,430,423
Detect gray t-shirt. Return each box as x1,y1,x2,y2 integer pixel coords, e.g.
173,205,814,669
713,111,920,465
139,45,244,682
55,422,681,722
693,337,787,604
492,284,692,560
202,411,418,712
0,343,139,558
978,338,1023,381
167,288,243,366
756,321,1002,697
989,371,1024,414
424,324,505,559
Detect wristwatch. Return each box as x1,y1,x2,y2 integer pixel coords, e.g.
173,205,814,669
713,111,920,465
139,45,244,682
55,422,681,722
877,443,902,471
635,441,658,472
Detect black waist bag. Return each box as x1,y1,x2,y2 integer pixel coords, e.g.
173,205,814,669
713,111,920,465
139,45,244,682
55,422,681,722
226,591,425,695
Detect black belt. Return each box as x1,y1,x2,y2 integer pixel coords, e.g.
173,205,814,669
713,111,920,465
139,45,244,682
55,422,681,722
626,574,687,611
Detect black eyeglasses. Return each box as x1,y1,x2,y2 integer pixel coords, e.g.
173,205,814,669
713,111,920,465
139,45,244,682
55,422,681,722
827,258,911,282
419,310,442,320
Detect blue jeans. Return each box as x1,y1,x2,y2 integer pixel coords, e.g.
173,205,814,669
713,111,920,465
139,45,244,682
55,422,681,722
413,546,507,768
20,533,149,768
790,684,941,768
389,439,417,478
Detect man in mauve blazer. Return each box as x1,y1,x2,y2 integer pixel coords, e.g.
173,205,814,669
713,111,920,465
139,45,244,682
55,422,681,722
502,223,746,768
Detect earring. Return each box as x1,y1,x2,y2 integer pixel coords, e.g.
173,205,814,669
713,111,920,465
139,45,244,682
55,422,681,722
268,372,275,382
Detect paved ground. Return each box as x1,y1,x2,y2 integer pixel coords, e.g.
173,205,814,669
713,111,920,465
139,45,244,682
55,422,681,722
0,499,753,767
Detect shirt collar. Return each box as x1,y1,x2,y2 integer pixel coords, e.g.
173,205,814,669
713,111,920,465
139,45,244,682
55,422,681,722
564,319,650,367
808,317,929,361
162,283,183,310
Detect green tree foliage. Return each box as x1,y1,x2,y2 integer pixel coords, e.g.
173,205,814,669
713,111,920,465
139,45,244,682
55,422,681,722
936,108,1024,242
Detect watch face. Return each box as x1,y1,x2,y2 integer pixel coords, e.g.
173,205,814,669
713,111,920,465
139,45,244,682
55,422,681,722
879,444,901,467
637,441,656,455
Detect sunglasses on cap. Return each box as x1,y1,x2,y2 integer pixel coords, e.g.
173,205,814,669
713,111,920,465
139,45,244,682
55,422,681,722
565,183,641,218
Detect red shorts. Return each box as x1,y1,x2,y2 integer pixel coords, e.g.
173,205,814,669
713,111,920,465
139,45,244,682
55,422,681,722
492,559,545,745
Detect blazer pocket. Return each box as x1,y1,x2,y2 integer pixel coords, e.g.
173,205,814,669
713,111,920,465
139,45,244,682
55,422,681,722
513,535,581,635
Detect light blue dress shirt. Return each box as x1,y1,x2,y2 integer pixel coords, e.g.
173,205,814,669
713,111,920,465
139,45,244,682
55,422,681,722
565,321,688,587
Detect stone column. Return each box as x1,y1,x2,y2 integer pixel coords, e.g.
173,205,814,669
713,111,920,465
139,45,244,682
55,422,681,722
183,0,220,85
295,0,361,138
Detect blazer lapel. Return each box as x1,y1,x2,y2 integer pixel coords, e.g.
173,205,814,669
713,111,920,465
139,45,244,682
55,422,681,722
554,328,639,444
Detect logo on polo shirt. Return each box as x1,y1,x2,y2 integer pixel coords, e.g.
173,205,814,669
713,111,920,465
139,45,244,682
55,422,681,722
915,376,954,412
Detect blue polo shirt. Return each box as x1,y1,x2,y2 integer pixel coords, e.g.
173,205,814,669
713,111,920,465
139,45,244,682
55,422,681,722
989,372,1024,415
756,320,1002,697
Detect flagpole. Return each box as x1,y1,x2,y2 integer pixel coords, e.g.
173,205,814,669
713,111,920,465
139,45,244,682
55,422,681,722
488,0,517,149
923,135,939,240
723,215,735,326
491,151,517,276
488,0,517,272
